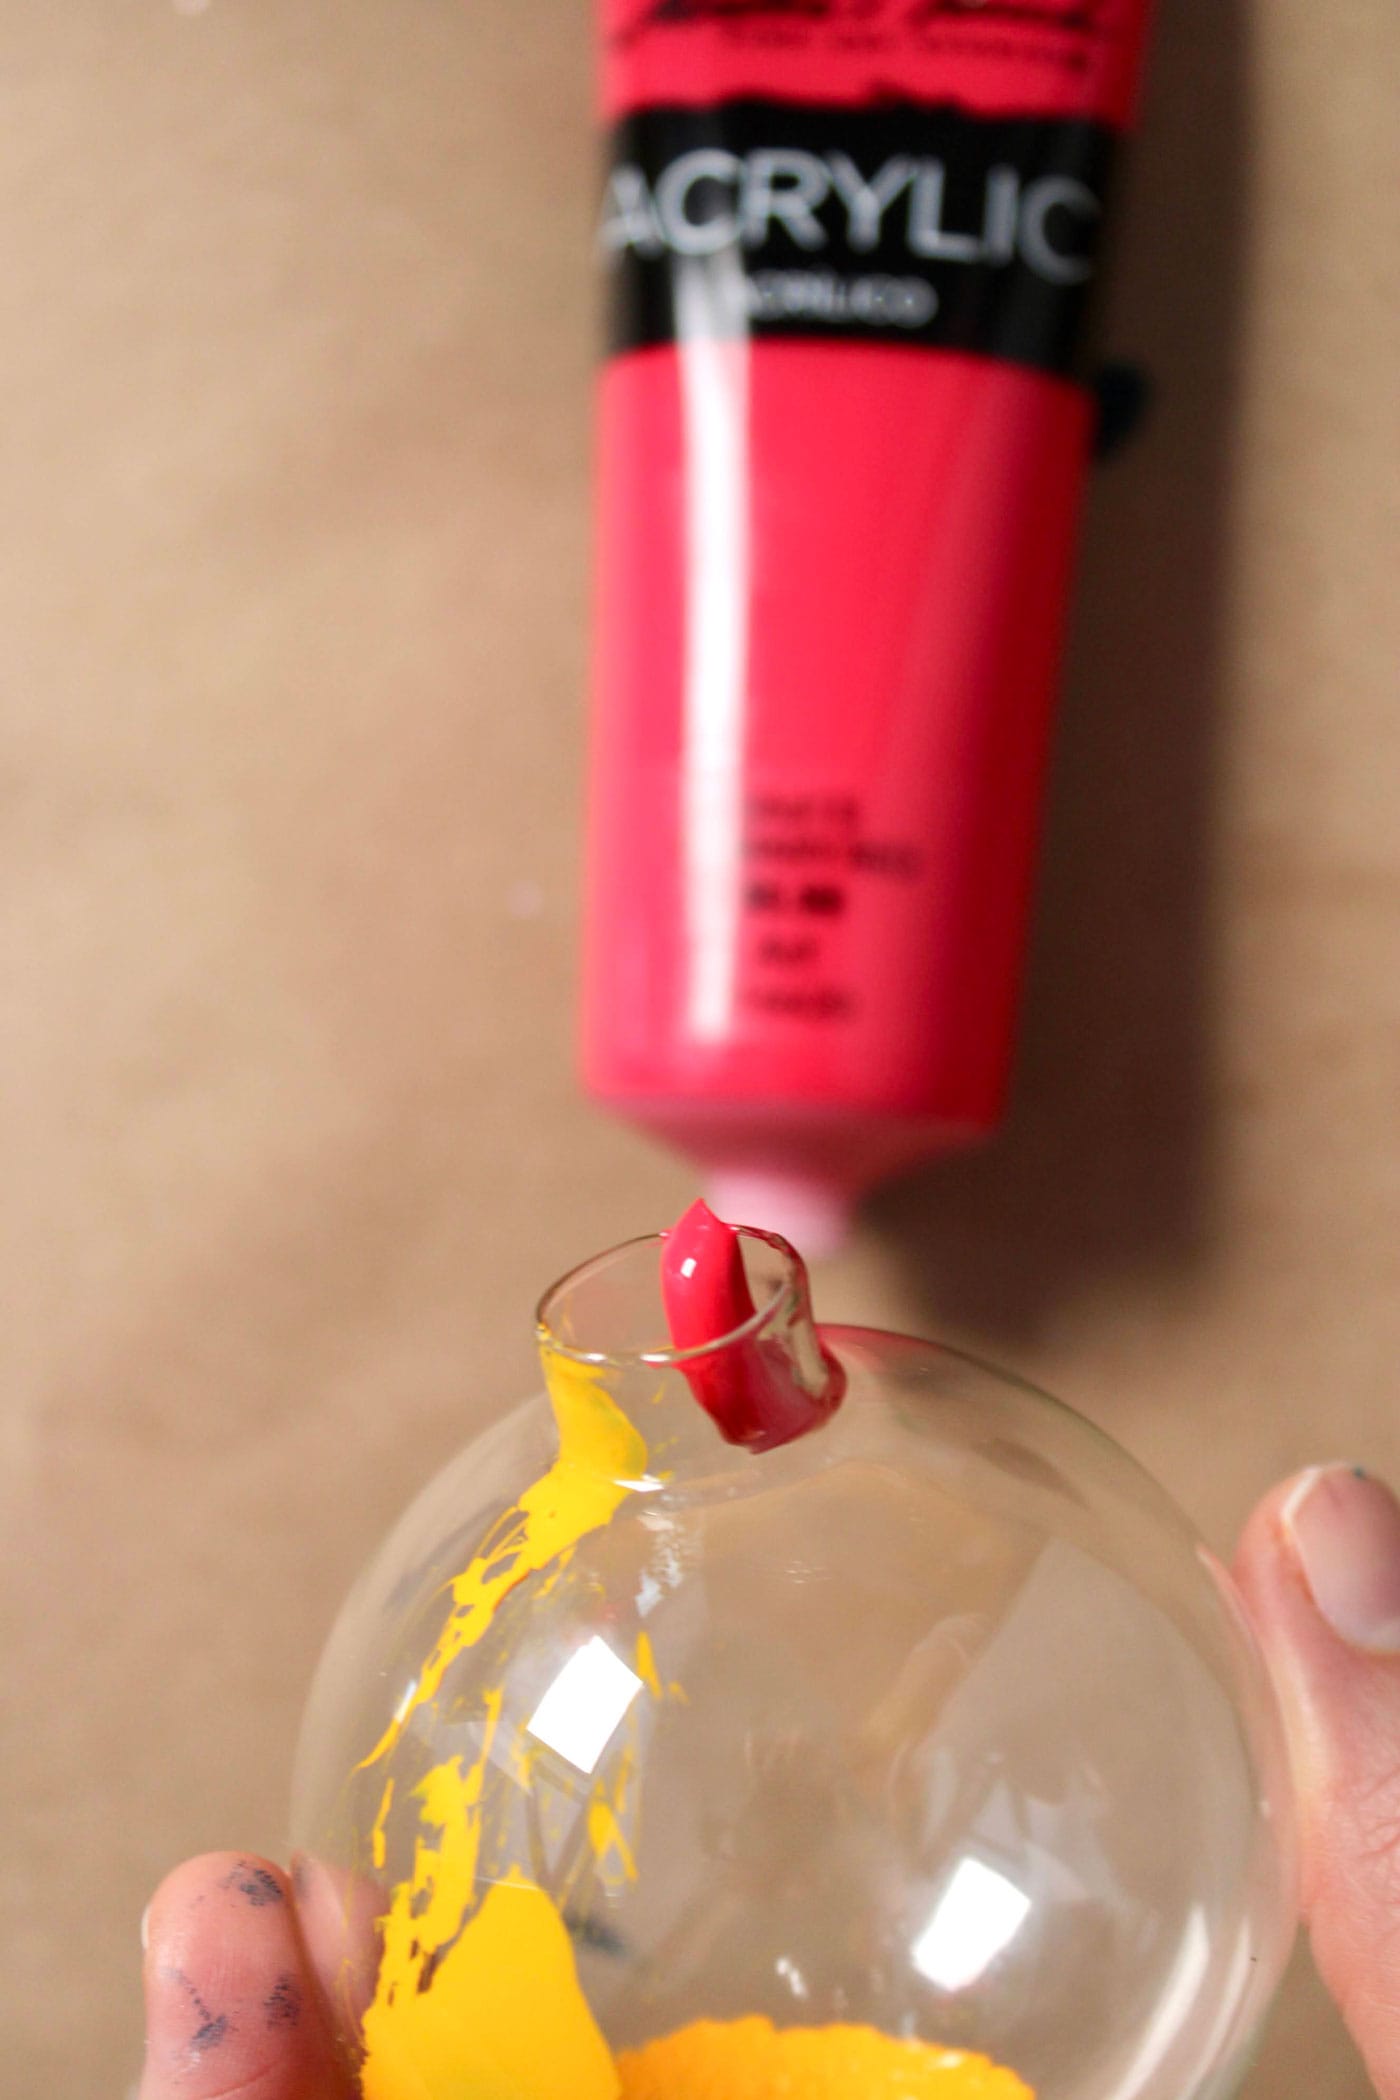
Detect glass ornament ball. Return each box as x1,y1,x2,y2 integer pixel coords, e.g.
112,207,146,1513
290,1226,1296,2100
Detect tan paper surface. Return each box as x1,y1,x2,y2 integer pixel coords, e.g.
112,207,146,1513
2,1,1396,2091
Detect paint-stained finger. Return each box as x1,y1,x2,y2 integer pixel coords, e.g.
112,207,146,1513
139,1851,351,2100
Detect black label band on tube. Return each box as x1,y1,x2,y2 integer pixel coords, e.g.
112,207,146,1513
601,100,1116,377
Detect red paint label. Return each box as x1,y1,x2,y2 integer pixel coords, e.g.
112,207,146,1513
601,0,1154,130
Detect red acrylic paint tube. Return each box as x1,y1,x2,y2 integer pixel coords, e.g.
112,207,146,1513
582,0,1159,1254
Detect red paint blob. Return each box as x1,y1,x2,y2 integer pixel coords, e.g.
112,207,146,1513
660,1199,842,1453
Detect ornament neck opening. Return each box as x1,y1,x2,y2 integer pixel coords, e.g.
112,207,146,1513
535,1208,843,1464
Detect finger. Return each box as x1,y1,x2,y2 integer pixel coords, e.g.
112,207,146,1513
291,1850,385,2037
1234,1466,1400,2100
140,1852,351,2100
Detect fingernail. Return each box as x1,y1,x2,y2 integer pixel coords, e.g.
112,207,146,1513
1283,1465,1400,1654
140,1903,150,1954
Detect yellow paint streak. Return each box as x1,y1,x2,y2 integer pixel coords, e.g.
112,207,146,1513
634,1631,662,1698
358,1354,648,1771
369,1779,394,1871
357,1354,648,2100
615,2019,1034,2100
587,1740,640,1886
399,1687,501,1958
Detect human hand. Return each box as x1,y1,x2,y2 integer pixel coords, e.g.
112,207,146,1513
137,1465,1400,2100
1233,1464,1400,2097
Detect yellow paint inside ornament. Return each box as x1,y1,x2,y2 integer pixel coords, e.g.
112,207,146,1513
352,1347,1033,2100
358,1348,647,2100
616,2020,1033,2100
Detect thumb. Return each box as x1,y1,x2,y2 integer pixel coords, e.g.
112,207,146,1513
139,1853,350,2100
1234,1465,1400,2100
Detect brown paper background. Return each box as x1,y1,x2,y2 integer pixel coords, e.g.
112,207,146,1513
2,1,1396,2093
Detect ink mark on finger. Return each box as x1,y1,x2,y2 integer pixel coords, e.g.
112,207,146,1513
221,1862,284,1907
265,1974,302,2028
170,1968,232,2053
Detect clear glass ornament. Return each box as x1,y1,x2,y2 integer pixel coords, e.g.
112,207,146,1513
291,1228,1296,2100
